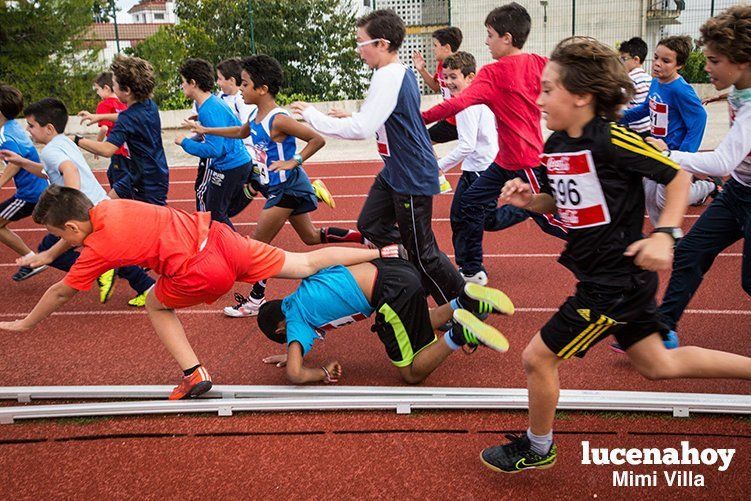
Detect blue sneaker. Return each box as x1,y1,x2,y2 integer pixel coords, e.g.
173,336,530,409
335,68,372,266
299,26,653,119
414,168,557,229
610,330,679,353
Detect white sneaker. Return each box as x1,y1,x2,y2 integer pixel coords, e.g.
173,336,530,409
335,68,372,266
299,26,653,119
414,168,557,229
223,293,266,318
460,269,488,286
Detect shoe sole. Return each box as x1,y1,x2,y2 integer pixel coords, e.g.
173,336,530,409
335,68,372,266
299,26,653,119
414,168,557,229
313,180,335,209
480,452,557,473
222,307,260,318
12,265,48,282
453,309,509,353
99,273,117,304
170,380,213,400
464,283,515,316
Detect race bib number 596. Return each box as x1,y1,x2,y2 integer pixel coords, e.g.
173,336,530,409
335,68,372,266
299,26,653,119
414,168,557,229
540,150,611,229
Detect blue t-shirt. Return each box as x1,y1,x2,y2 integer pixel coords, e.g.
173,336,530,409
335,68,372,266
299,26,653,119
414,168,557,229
181,94,250,172
621,76,707,152
0,120,48,203
106,99,169,203
282,266,375,355
40,135,108,206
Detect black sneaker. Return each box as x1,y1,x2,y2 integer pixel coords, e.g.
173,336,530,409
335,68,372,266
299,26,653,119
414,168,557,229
12,265,48,282
481,434,558,473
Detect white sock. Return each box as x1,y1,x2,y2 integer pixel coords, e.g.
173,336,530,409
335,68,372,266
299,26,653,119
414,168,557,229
24,251,34,258
527,428,553,455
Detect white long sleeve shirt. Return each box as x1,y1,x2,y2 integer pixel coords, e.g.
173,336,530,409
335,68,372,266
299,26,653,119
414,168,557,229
437,103,497,173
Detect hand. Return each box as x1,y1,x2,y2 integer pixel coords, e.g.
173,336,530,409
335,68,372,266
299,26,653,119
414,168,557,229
499,178,534,208
290,101,311,117
16,251,52,268
645,137,668,152
268,159,298,172
327,107,351,118
0,149,23,165
624,234,674,271
412,50,426,71
322,361,342,383
262,353,288,368
174,135,186,146
379,243,408,260
78,111,96,126
183,118,206,135
0,320,30,332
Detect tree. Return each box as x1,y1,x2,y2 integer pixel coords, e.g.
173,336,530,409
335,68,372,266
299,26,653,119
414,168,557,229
680,48,710,84
0,0,102,114
91,0,117,23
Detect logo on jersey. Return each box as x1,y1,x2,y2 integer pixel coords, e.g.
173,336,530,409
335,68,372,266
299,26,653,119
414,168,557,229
314,313,367,337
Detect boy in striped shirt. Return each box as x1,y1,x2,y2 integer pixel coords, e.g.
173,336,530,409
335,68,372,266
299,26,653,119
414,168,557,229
619,37,652,135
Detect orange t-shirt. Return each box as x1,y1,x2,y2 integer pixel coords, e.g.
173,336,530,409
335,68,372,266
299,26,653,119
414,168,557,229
64,199,281,291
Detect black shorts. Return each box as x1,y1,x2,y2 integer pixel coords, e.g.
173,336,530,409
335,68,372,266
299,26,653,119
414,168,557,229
0,197,35,222
428,120,458,144
541,271,668,359
370,258,437,367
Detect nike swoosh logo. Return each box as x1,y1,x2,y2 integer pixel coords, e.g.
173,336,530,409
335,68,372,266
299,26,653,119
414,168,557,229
516,457,552,469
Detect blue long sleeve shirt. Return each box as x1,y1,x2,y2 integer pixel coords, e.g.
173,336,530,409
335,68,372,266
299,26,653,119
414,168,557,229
621,76,707,152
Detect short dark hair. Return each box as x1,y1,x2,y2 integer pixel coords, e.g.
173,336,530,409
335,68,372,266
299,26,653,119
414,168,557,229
442,51,476,77
0,85,23,120
24,97,68,133
699,5,751,65
32,185,93,228
619,37,648,64
241,55,284,97
179,58,215,93
356,9,405,52
657,35,693,66
485,2,531,49
432,27,463,52
216,57,244,86
94,71,114,91
110,54,156,101
257,300,286,344
550,37,634,122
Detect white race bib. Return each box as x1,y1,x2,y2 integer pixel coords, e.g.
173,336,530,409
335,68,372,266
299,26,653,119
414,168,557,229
251,144,270,185
315,313,367,337
541,150,611,229
376,124,391,157
649,98,669,137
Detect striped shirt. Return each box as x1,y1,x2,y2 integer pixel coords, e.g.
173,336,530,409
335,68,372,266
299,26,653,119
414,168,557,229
627,68,652,133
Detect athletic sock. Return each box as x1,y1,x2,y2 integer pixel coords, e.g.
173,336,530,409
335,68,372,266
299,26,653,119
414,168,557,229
183,364,201,377
250,280,267,300
23,252,34,258
320,227,363,244
443,325,467,350
527,428,553,455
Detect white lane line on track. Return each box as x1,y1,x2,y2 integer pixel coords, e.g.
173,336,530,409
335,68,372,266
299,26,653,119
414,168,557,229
0,306,748,318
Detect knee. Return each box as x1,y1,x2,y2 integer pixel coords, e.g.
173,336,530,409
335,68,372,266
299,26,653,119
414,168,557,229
400,371,425,385
300,232,320,246
635,364,671,381
522,343,548,375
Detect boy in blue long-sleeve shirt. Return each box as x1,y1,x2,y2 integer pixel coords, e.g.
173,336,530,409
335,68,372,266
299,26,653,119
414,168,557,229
175,58,252,229
620,35,718,223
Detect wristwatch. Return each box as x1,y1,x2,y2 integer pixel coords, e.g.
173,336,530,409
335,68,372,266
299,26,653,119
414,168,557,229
73,134,83,146
652,226,683,243
293,153,303,166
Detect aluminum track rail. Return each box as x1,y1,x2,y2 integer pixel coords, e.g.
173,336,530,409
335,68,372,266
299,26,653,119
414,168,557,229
0,386,749,423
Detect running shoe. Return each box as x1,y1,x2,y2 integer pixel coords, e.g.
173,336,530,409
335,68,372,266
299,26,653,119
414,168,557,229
128,291,148,307
169,367,212,400
461,283,515,316
12,265,47,282
97,269,116,304
312,179,335,209
460,268,488,286
481,434,558,473
223,293,266,318
452,309,509,353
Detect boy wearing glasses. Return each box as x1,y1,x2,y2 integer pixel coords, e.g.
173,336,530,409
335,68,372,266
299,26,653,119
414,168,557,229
619,37,652,135
291,9,465,306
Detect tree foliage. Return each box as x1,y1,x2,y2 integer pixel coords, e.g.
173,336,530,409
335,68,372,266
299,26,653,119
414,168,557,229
0,0,102,115
680,48,710,84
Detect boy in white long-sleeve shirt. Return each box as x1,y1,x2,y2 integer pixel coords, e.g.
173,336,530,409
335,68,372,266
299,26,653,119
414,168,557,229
435,52,498,272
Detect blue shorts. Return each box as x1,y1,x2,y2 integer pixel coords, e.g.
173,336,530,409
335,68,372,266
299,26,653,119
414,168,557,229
263,183,318,215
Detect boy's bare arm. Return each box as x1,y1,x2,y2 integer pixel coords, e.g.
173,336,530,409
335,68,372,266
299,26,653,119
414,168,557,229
0,149,45,178
0,161,20,187
0,281,78,331
79,112,118,126
58,161,81,190
275,246,404,279
500,178,558,214
285,342,341,384
268,115,325,172
18,238,73,268
75,137,119,158
183,119,250,139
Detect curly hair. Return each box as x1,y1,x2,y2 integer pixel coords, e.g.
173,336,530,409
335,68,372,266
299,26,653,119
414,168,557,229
110,54,156,101
657,35,693,66
699,5,751,64
179,58,215,92
241,55,284,97
443,51,476,77
550,37,634,122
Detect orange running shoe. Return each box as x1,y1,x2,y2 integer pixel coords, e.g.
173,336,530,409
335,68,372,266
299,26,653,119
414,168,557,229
169,366,213,400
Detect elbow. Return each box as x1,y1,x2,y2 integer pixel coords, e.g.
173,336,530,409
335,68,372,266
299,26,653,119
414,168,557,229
285,367,305,384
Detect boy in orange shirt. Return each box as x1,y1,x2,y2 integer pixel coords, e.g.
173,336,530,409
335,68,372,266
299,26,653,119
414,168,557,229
0,186,399,399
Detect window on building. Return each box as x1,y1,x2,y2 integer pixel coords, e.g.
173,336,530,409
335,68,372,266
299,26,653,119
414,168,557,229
154,12,165,20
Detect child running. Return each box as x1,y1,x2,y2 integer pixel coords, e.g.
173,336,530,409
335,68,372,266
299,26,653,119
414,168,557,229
646,6,751,348
185,54,361,317
258,259,512,384
0,186,405,399
0,85,49,281
421,3,567,285
619,37,652,135
291,9,466,305
479,36,751,474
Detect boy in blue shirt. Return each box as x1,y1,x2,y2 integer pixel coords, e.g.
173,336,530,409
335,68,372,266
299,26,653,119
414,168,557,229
174,58,252,229
0,85,49,281
76,55,170,206
257,259,513,384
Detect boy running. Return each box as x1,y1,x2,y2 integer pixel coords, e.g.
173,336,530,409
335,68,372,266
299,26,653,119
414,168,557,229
291,9,465,305
480,37,751,474
258,260,512,384
185,55,360,317
422,3,567,285
0,85,49,281
0,186,404,399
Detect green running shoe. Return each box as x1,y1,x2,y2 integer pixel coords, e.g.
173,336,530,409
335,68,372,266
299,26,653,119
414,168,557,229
462,283,515,316
481,434,558,473
452,309,509,353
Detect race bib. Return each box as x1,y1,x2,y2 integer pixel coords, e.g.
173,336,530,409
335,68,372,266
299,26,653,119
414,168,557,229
376,124,390,157
251,144,270,185
649,98,669,137
315,313,367,337
541,150,611,229
440,83,452,100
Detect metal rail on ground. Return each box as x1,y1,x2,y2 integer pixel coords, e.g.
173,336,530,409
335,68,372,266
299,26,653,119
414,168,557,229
0,386,749,423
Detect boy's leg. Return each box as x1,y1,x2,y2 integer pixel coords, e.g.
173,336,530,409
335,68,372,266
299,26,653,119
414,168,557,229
0,221,33,256
289,213,362,246
116,266,155,295
195,158,209,211
201,163,251,230
38,234,80,271
450,172,478,268
0,198,35,256
643,178,663,225
356,174,401,247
